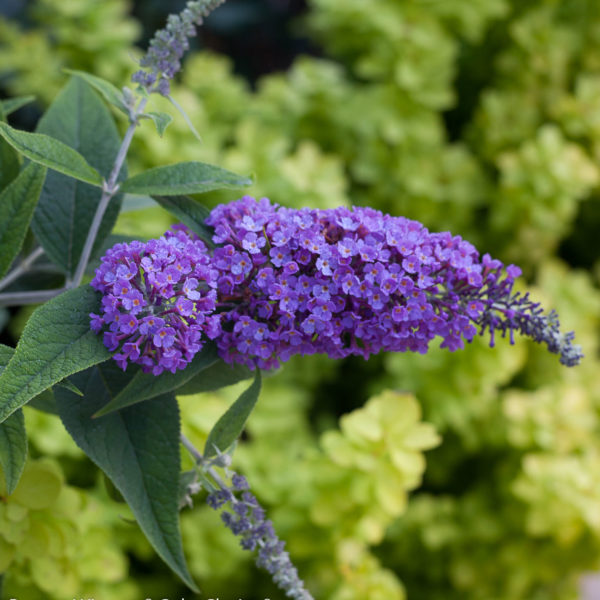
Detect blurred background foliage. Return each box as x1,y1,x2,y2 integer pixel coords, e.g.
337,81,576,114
1,0,600,598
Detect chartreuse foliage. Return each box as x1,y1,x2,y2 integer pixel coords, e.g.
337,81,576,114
0,457,140,599
0,0,599,598
180,385,439,598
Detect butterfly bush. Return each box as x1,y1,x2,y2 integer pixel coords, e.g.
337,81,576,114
90,226,221,375
90,196,582,373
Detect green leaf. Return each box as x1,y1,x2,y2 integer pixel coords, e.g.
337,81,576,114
121,162,252,196
0,345,57,415
56,378,83,396
27,390,58,415
0,347,27,495
0,163,47,279
151,195,215,246
0,121,103,186
103,472,126,504
177,360,253,396
55,363,198,591
0,102,21,190
0,138,20,190
0,286,110,424
0,410,27,495
32,77,126,275
1,96,36,117
63,70,129,115
168,94,201,141
145,111,173,137
0,344,14,372
204,371,261,459
93,343,219,417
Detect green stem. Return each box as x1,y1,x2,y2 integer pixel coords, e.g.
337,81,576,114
0,96,148,307
70,95,148,288
0,288,66,307
0,246,45,292
180,433,230,489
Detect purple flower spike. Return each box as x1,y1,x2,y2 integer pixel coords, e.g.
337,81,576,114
132,0,226,95
89,226,221,374
91,198,582,372
207,471,313,600
205,197,582,369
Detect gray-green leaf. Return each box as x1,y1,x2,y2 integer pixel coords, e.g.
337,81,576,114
121,162,252,196
0,103,21,190
204,371,261,459
0,162,46,279
0,346,27,495
0,286,110,424
94,343,219,417
168,94,201,141
56,363,198,591
0,410,27,495
0,121,103,186
32,77,126,275
145,111,173,137
0,96,35,117
176,360,253,396
0,137,19,190
63,70,129,115
151,195,215,247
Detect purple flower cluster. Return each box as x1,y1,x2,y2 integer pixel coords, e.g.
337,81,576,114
132,0,225,95
205,197,582,369
207,473,313,600
90,226,221,375
90,197,582,372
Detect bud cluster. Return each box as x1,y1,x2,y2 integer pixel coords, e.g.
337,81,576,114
132,0,225,95
207,473,313,600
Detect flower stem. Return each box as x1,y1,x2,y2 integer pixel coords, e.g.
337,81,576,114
0,246,45,292
0,288,67,307
70,96,148,288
